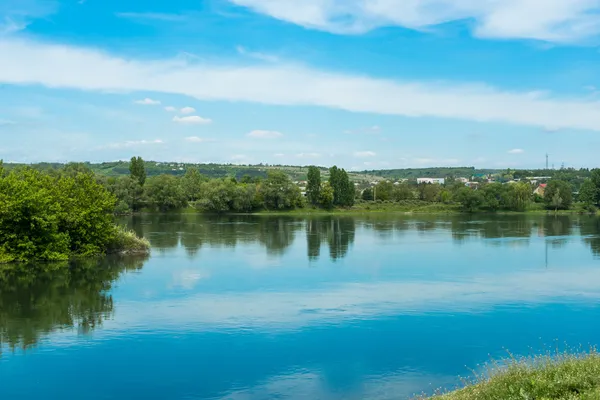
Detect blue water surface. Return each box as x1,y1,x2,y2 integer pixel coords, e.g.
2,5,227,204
1,214,600,399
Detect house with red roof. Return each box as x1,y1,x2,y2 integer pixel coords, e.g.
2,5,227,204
534,183,547,197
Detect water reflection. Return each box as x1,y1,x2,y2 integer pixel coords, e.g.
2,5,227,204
122,214,600,260
307,217,355,261
2,214,600,400
0,255,148,352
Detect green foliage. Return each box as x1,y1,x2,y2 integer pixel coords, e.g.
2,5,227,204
424,351,600,400
480,183,504,211
261,170,303,210
144,174,188,211
197,179,237,213
319,182,335,209
418,183,442,202
580,178,599,206
393,183,415,201
544,180,573,211
0,169,70,262
0,167,145,262
361,187,374,201
507,182,532,212
306,166,321,205
329,166,354,207
181,168,206,201
105,176,145,213
374,181,394,201
454,187,483,212
232,184,261,213
129,156,146,186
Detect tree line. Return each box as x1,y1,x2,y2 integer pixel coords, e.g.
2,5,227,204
98,158,356,213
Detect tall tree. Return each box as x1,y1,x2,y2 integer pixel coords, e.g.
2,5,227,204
328,166,354,207
544,180,572,210
306,166,321,206
318,182,334,209
329,166,342,205
579,179,597,206
181,168,206,201
129,156,146,187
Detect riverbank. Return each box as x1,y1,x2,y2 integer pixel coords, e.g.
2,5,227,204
143,201,598,216
421,352,600,399
0,226,150,264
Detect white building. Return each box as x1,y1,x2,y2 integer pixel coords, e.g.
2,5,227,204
417,178,445,185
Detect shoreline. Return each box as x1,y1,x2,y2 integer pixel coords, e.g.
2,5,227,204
420,351,600,399
130,206,598,217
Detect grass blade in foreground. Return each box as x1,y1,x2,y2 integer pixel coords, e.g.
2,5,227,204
421,351,600,400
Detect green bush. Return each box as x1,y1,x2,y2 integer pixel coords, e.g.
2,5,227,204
0,167,149,262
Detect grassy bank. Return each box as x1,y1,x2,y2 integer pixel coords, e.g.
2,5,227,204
108,226,151,255
422,351,600,400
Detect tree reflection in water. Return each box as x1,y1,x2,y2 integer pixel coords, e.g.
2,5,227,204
0,255,148,353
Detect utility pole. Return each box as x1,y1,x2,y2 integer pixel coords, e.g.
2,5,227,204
546,153,549,170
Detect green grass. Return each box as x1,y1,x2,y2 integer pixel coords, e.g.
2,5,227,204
108,226,151,255
421,351,600,400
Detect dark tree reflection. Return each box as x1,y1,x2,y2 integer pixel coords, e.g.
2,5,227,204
0,255,148,353
306,217,356,261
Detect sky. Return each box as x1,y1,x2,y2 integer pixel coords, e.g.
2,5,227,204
3,1,600,169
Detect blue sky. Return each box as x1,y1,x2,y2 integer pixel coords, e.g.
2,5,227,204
2,0,600,169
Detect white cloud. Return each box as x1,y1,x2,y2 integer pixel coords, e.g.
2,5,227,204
164,106,177,112
6,38,600,131
134,98,161,105
228,0,600,43
115,12,188,22
184,136,215,143
247,130,284,139
296,152,321,158
354,150,377,158
173,115,212,124
100,139,164,149
180,106,196,114
236,45,279,62
508,148,525,154
274,153,285,157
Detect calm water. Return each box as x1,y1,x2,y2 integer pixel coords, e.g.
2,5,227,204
2,214,600,399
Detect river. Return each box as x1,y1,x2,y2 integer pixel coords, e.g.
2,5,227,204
1,214,600,399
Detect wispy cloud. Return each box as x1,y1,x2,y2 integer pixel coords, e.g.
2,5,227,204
185,136,215,143
344,125,380,135
180,106,196,114
296,152,321,158
228,0,600,43
115,12,188,22
354,151,376,158
134,98,161,105
164,106,177,112
6,38,600,131
0,119,16,126
99,139,164,150
236,45,279,62
247,130,283,139
173,115,212,124
0,0,59,35
508,148,525,154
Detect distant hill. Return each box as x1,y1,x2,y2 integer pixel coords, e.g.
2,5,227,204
2,161,383,182
361,167,501,180
4,162,588,185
